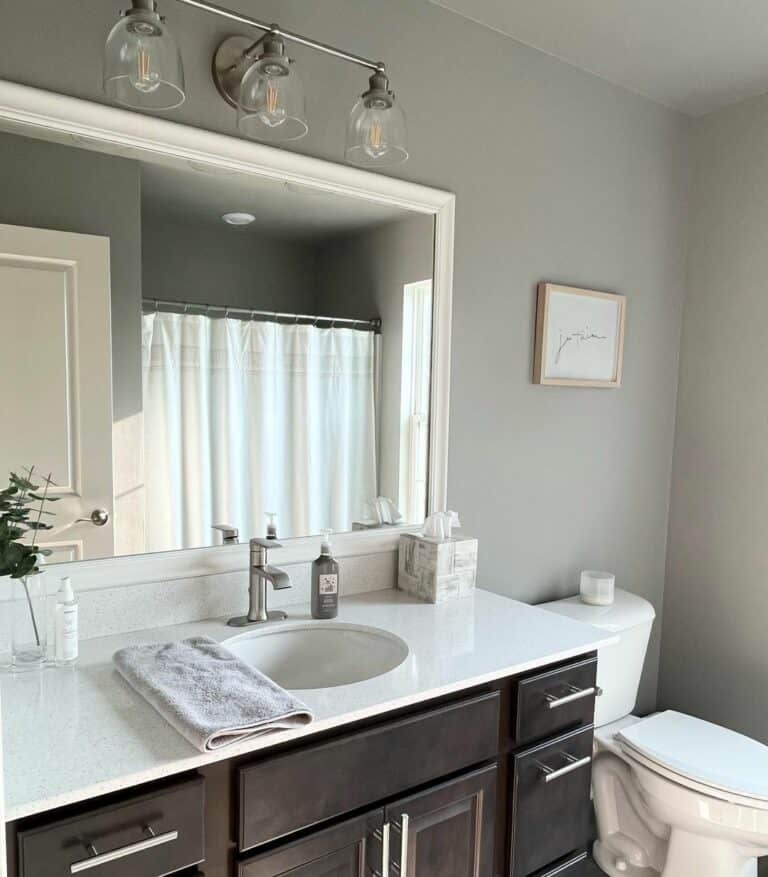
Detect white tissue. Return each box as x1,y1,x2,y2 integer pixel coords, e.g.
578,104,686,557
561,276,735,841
422,510,461,541
366,496,402,525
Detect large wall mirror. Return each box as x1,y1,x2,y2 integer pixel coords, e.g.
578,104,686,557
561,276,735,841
0,83,453,570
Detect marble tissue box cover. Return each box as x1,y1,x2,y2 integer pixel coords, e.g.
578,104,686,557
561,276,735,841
397,533,478,603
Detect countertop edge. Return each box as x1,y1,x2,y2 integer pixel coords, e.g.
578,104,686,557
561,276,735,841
4,633,615,822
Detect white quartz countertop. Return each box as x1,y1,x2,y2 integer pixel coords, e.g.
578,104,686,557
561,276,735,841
1,588,615,822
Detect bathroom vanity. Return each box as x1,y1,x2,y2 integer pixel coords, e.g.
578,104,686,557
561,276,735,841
2,591,611,877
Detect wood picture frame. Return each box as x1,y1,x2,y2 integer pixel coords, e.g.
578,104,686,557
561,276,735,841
533,283,626,388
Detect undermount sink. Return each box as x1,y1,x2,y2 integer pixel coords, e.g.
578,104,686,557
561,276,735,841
223,622,409,690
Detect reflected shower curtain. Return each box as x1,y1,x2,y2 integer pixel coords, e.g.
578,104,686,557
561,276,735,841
142,312,377,552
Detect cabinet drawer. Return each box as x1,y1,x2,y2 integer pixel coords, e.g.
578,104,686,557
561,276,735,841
509,726,593,877
17,776,205,877
514,656,597,746
528,850,588,876
238,691,500,852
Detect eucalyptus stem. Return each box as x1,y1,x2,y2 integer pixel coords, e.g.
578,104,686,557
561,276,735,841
19,576,41,647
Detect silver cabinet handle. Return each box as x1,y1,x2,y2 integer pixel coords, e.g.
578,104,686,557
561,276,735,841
74,509,110,527
70,827,178,873
390,813,409,875
536,753,592,783
545,684,596,709
371,822,390,877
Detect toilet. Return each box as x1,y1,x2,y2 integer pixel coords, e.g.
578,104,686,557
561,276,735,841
540,589,768,877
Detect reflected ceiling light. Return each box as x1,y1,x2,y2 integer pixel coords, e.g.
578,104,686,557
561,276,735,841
103,0,185,110
345,70,408,168
222,212,256,226
103,0,408,165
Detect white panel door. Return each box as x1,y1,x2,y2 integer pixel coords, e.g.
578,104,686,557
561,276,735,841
0,224,114,559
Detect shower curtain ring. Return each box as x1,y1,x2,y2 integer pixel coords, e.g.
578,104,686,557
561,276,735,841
183,302,189,315
154,299,159,312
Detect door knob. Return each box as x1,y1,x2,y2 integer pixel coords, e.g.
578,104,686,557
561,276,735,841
75,509,110,527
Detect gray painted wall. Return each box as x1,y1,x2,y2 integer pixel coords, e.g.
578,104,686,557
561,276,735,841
316,215,435,506
660,93,768,742
0,0,690,710
142,212,318,313
0,131,142,423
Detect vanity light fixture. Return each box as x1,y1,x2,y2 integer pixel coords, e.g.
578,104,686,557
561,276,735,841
345,70,408,167
102,0,408,164
221,212,256,226
103,0,186,110
232,33,308,142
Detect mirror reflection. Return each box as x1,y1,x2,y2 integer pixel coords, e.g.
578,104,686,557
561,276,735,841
0,131,436,562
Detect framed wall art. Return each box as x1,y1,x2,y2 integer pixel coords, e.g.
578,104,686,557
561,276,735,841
533,283,626,388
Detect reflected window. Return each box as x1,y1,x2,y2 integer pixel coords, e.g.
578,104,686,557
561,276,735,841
399,280,433,523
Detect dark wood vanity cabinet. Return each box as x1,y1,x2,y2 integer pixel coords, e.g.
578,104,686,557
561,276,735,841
239,764,497,877
5,653,597,877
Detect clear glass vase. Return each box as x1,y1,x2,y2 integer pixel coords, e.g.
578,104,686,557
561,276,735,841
11,571,48,670
0,574,12,670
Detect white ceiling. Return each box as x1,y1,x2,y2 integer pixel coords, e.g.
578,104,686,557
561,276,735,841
140,161,412,240
430,0,768,116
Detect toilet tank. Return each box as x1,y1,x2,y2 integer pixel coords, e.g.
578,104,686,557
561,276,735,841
538,588,655,727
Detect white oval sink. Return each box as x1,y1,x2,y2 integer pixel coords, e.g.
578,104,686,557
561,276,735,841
223,622,409,690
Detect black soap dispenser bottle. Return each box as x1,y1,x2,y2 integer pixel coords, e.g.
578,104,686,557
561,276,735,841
312,530,339,619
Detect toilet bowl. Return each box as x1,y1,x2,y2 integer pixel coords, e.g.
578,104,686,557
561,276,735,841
540,589,768,877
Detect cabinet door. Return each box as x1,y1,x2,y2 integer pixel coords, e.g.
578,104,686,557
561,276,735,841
385,763,497,877
238,810,385,877
509,726,592,876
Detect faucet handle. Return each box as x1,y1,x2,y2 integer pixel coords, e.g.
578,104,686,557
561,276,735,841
250,537,282,550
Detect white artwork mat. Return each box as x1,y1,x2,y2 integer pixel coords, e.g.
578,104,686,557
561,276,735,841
544,291,621,381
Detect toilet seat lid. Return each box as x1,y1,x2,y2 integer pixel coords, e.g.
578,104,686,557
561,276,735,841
618,711,768,802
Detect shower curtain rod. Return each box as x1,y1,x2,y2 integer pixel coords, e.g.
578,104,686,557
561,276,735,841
143,298,382,332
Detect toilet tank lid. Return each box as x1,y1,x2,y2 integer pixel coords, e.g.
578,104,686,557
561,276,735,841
538,588,655,632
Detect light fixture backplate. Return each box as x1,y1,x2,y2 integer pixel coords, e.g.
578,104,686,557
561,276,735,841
212,35,256,109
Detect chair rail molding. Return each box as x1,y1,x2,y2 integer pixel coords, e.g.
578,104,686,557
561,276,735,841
0,79,454,590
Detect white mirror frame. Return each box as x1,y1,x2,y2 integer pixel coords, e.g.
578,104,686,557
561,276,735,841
0,80,454,588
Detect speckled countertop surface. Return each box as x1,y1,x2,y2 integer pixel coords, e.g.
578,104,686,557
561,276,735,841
1,588,615,822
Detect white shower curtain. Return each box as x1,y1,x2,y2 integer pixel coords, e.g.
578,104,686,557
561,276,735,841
142,311,378,552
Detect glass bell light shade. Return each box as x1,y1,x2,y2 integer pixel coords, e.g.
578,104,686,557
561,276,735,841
103,1,185,111
345,71,408,167
237,37,308,142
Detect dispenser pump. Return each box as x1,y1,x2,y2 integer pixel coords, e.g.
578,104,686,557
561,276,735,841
320,529,333,555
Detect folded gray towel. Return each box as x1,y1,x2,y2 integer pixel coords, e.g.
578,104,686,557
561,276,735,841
114,636,313,752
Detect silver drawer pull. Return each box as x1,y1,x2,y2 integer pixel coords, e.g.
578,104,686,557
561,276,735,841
536,753,592,783
545,684,596,709
390,813,409,874
71,826,178,874
371,822,390,877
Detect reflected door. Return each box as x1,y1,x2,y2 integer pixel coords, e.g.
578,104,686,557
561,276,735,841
0,224,114,560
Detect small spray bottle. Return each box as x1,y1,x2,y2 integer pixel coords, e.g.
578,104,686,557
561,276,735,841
54,576,79,666
311,530,339,619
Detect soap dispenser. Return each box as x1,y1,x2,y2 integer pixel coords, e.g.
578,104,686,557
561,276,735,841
311,530,339,619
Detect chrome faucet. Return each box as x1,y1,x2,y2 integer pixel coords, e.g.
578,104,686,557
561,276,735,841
228,538,292,627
